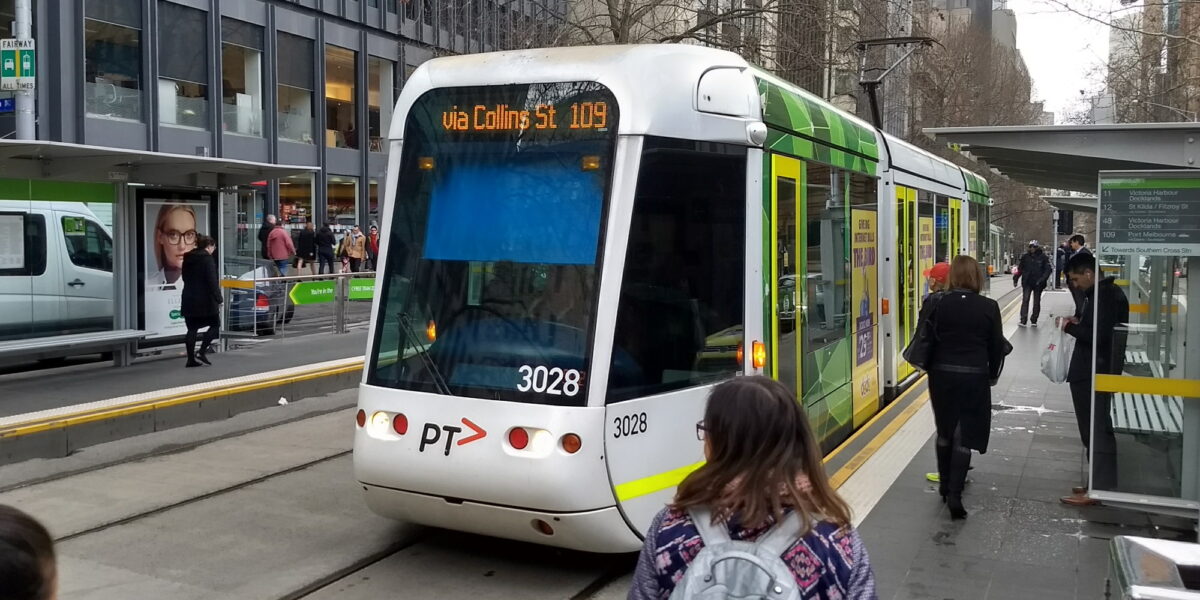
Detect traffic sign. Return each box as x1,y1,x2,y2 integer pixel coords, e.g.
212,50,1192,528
0,98,12,113
1098,175,1200,256
287,280,336,305
0,39,35,91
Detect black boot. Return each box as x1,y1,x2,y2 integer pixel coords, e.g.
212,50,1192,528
184,330,202,368
947,444,971,520
935,438,952,502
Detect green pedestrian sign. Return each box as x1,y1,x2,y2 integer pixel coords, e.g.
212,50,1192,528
288,280,336,305
0,39,35,91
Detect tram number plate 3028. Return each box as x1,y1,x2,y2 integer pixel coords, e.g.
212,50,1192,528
613,413,647,439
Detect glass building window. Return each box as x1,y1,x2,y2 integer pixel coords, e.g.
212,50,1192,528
368,179,380,227
607,138,747,403
221,18,264,137
404,0,416,20
386,0,398,13
327,176,359,235
84,0,143,121
368,57,394,153
280,174,314,231
325,45,358,150
277,33,315,144
158,2,208,129
422,0,435,25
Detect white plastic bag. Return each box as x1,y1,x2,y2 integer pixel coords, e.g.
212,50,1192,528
1040,325,1075,383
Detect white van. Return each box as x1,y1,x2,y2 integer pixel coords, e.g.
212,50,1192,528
0,201,114,341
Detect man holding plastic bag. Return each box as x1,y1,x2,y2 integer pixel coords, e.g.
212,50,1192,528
1058,254,1128,506
1040,326,1074,383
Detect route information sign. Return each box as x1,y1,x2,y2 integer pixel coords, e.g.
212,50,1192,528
1098,174,1200,256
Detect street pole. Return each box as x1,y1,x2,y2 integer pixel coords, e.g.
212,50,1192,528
1052,209,1059,288
14,0,34,140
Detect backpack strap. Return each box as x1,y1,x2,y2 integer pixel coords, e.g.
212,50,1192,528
688,507,732,545
754,511,806,556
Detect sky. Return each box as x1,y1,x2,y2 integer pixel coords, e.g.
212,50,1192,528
1005,0,1121,121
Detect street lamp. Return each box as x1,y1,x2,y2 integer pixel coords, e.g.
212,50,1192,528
1131,99,1197,122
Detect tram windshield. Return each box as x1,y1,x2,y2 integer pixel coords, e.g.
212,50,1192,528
366,82,619,406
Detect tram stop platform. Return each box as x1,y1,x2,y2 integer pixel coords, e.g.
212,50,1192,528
854,290,1198,600
0,331,369,465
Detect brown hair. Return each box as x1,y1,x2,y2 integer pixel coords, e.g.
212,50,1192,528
948,255,983,293
672,377,852,532
0,504,55,600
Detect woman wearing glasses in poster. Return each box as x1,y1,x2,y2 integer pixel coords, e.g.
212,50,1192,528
148,204,199,286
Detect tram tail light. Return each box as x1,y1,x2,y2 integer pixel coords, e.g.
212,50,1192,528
392,413,409,435
561,433,582,454
752,341,766,370
736,342,745,367
508,427,530,450
355,409,366,428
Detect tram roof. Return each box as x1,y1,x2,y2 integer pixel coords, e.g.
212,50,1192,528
925,123,1200,193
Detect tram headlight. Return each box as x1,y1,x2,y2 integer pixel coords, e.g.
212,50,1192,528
371,411,391,429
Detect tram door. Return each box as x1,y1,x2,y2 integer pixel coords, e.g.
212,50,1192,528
894,186,917,382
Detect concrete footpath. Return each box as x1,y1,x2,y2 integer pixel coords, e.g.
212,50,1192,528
857,290,1196,600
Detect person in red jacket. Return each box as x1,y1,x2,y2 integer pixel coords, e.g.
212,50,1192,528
366,225,380,271
267,223,295,276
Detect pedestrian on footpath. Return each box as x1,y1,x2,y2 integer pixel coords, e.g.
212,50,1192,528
296,221,317,276
345,225,367,273
366,225,380,271
1014,240,1051,327
267,220,295,276
258,214,275,260
181,234,222,368
923,261,950,296
1055,242,1069,289
915,256,1010,520
629,376,877,600
1066,234,1091,318
316,224,337,275
1060,253,1128,506
0,504,57,600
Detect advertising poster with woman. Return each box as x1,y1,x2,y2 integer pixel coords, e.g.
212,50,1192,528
851,210,879,428
144,200,210,339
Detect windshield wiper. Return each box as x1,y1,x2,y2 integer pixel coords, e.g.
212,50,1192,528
397,312,452,396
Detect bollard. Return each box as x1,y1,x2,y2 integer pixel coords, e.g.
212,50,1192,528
335,275,347,334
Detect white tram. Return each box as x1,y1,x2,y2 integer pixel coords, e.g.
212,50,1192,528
354,44,993,553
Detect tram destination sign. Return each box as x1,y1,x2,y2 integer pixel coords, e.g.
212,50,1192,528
1097,175,1200,256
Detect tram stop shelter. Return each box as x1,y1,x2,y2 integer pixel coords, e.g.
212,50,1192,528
0,139,317,367
926,123,1200,525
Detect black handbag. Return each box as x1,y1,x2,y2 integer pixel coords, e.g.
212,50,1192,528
902,292,943,372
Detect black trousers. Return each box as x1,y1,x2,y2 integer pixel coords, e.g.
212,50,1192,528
317,250,335,274
184,314,220,363
1020,286,1043,324
1070,379,1118,491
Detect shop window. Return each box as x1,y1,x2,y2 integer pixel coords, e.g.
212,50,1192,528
368,57,394,153
277,33,315,144
84,0,143,121
158,2,208,129
327,176,359,236
61,217,113,272
221,18,264,137
0,213,46,277
607,138,746,403
325,45,358,150
280,174,314,231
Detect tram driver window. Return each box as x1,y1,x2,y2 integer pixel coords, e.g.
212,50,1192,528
606,138,746,403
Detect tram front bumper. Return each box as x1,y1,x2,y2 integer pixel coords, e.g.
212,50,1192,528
360,483,643,554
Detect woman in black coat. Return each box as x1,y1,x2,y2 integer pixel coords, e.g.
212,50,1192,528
296,222,317,275
181,234,222,367
917,255,1009,519
315,225,337,275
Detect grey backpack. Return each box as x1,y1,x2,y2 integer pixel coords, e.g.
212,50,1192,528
668,507,804,600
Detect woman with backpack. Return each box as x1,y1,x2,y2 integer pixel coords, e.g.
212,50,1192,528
629,376,877,600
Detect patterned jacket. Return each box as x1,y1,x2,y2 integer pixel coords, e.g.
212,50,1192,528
628,507,877,600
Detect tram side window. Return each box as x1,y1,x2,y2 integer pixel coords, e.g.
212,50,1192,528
0,213,46,277
606,138,746,403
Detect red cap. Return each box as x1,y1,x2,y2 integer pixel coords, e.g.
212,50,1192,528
923,262,950,283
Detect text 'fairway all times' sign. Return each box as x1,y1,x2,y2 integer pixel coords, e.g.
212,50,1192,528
1098,172,1200,256
0,39,34,91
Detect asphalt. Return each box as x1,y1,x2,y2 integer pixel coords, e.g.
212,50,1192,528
857,290,1197,600
0,330,369,419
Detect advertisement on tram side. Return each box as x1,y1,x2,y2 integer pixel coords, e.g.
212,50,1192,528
143,200,211,340
919,217,935,296
851,209,879,427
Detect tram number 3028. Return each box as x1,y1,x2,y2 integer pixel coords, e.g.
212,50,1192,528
517,365,582,396
613,413,648,439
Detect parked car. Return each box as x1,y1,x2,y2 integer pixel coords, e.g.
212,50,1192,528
225,257,295,336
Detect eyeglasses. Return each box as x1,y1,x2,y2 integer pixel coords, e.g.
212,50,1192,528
696,420,707,441
162,229,197,244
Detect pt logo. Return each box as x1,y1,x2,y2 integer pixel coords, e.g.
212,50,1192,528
418,418,487,456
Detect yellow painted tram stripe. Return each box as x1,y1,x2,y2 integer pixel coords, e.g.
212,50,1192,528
614,460,706,502
1094,374,1200,398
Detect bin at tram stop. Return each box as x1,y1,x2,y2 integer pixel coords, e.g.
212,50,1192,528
1109,535,1200,599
